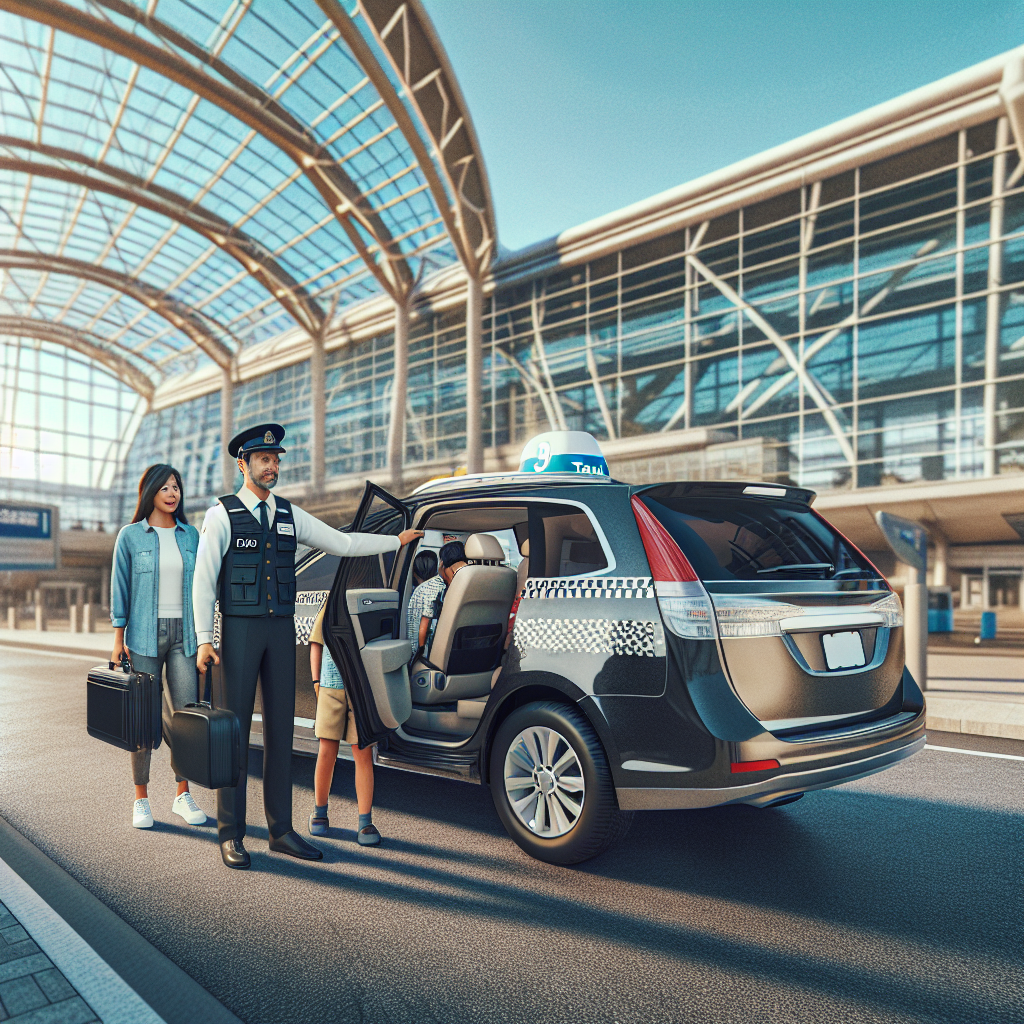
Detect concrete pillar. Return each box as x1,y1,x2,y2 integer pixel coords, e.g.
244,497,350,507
388,301,409,494
6,606,14,630
83,602,95,633
903,582,928,691
70,603,79,633
221,361,235,495
34,589,45,632
983,118,1007,477
310,331,326,495
982,565,991,609
932,532,948,587
100,573,108,611
960,573,969,609
465,276,484,474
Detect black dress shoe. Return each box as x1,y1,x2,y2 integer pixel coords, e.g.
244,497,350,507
268,830,323,860
220,839,250,869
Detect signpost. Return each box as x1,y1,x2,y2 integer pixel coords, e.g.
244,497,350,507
0,501,59,571
875,511,927,690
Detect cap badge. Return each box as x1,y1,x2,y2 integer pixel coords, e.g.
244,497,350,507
263,430,275,444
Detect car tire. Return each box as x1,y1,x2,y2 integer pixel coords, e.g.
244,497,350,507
489,700,632,865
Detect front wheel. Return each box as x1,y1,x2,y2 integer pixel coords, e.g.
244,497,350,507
489,701,631,865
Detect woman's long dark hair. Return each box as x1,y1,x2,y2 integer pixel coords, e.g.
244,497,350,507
132,464,187,524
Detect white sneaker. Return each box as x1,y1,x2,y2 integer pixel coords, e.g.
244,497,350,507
171,791,206,825
132,798,153,829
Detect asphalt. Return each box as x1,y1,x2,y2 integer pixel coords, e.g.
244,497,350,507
1,646,1023,1023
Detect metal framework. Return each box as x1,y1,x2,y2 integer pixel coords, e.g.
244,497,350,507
0,314,155,397
0,250,234,366
0,0,495,395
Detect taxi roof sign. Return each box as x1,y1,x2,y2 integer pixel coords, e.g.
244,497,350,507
519,431,609,477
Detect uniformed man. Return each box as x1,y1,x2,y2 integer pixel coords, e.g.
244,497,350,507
193,423,421,869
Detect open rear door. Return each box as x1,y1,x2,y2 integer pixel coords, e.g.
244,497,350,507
323,482,413,746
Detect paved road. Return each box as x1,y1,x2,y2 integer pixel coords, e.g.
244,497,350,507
1,646,1022,1024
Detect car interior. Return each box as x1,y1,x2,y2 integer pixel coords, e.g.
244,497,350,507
339,501,610,744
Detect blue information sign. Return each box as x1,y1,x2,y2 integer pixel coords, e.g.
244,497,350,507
0,502,59,570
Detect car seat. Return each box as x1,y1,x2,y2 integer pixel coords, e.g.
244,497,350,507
409,533,518,706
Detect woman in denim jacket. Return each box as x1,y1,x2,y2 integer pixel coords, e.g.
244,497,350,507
111,464,205,830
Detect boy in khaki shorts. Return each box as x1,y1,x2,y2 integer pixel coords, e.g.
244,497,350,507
308,602,380,845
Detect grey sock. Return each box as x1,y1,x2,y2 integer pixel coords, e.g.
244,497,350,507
358,812,372,831
314,804,328,818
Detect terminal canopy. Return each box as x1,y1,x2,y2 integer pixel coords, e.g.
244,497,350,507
0,0,495,391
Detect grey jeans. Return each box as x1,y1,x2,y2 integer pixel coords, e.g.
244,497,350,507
130,618,198,786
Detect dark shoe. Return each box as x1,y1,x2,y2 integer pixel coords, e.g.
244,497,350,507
308,810,329,837
269,830,323,861
356,824,381,847
220,839,250,869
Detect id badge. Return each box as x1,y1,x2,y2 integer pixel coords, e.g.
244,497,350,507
277,521,295,536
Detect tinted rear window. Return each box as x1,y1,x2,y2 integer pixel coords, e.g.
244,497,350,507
640,489,875,582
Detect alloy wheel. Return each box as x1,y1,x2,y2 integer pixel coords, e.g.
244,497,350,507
503,726,585,838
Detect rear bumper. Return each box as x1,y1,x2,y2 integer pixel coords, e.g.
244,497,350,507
616,732,925,811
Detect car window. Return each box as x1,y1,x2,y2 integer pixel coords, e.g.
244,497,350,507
529,507,609,578
639,488,874,582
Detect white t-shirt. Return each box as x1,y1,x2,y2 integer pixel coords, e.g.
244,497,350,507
155,526,183,619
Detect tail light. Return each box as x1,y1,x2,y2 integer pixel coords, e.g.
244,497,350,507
731,759,780,773
630,496,697,582
631,495,715,639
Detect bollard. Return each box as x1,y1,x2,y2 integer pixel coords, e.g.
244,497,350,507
6,606,14,630
979,610,997,641
34,590,45,632
70,604,79,633
903,583,928,691
83,603,95,633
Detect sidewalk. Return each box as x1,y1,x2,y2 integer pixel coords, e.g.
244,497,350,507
0,816,238,1024
0,628,112,659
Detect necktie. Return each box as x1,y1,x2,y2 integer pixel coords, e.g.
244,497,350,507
258,500,269,534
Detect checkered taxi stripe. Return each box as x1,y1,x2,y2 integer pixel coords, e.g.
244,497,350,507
515,617,662,657
212,591,329,648
522,577,654,600
294,590,330,645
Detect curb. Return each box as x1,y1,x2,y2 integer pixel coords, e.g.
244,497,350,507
0,815,241,1024
925,697,1024,742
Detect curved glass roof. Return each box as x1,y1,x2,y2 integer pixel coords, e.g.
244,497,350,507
0,0,495,384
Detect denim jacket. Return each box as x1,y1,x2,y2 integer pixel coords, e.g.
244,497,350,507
110,520,199,658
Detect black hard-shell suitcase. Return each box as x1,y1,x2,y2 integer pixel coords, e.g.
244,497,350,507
87,654,162,751
170,672,241,790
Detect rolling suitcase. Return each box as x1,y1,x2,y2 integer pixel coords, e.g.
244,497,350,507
170,671,241,790
86,653,162,751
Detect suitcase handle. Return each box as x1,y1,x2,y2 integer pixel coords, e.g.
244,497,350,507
108,650,133,674
199,666,212,706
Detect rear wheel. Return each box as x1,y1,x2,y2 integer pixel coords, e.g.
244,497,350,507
489,701,631,865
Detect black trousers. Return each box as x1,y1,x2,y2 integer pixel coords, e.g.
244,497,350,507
216,615,296,842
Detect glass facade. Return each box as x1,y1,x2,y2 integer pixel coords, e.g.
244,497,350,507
0,339,142,527
121,118,1023,508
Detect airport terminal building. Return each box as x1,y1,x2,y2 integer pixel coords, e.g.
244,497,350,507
0,2,1021,621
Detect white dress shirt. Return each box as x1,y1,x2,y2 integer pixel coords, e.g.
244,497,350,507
192,485,400,645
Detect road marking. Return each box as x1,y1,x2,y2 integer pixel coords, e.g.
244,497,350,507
925,744,1024,762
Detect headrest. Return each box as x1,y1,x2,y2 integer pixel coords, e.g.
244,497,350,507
465,533,506,562
520,538,530,557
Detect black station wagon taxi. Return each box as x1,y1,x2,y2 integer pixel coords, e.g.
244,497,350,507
279,432,925,865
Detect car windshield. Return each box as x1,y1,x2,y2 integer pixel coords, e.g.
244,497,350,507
639,488,876,582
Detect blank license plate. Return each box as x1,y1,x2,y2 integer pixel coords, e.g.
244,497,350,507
822,631,866,670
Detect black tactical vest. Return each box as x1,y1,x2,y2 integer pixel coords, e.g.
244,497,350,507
217,494,297,618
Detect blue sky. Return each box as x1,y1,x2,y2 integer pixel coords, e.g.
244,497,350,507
421,0,1023,252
